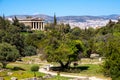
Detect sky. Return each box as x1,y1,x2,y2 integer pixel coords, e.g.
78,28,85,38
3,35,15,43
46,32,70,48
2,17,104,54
0,0,120,16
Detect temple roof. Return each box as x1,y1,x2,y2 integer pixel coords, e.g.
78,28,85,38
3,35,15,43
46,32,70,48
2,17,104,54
19,17,44,21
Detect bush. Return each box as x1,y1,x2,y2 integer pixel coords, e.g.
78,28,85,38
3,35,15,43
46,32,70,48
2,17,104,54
31,65,39,72
31,65,39,77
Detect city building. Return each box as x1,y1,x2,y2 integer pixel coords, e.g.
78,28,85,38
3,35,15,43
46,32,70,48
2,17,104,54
19,17,45,30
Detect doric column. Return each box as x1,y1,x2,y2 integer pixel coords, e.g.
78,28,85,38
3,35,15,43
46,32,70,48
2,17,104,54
38,22,40,30
33,22,34,29
40,22,42,30
42,22,43,30
41,22,42,30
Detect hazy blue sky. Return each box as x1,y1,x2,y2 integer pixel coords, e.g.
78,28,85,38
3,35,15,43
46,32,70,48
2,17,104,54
0,0,120,16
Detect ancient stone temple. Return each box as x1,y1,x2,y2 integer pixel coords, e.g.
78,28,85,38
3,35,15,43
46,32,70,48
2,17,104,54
19,17,45,30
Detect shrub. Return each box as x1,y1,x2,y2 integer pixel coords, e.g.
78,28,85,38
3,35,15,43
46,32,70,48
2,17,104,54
31,65,39,77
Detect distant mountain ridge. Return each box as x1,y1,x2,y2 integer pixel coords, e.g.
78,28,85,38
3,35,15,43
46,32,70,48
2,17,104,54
7,14,120,22
6,14,120,29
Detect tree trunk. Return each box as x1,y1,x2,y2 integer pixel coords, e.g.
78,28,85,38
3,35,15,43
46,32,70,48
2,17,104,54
64,61,71,69
58,60,71,69
59,60,64,68
34,72,36,77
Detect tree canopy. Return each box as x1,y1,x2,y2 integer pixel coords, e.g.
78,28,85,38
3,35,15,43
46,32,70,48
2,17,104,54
0,42,19,68
0,16,120,79
0,16,37,68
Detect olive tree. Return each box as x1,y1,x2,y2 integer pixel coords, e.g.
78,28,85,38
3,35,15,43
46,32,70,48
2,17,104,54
44,40,84,69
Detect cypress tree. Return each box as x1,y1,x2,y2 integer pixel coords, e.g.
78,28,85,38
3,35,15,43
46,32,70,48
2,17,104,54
54,13,57,26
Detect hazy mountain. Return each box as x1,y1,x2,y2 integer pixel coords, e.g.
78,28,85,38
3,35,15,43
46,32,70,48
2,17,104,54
100,14,120,20
7,14,120,22
6,14,120,29
7,14,53,22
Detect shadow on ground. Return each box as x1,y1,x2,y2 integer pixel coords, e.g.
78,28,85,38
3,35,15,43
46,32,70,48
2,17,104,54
50,66,89,73
11,66,25,71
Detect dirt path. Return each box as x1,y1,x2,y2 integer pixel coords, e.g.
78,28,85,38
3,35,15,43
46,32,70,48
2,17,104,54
39,68,107,80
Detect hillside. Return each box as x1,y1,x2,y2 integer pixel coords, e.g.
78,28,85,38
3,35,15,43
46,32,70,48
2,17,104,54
7,14,120,28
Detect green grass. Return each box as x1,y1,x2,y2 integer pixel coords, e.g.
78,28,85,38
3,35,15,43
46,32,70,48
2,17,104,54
6,62,40,71
0,61,69,80
0,70,44,80
78,64,102,76
61,64,106,79
0,62,44,80
0,62,68,80
46,76,69,80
